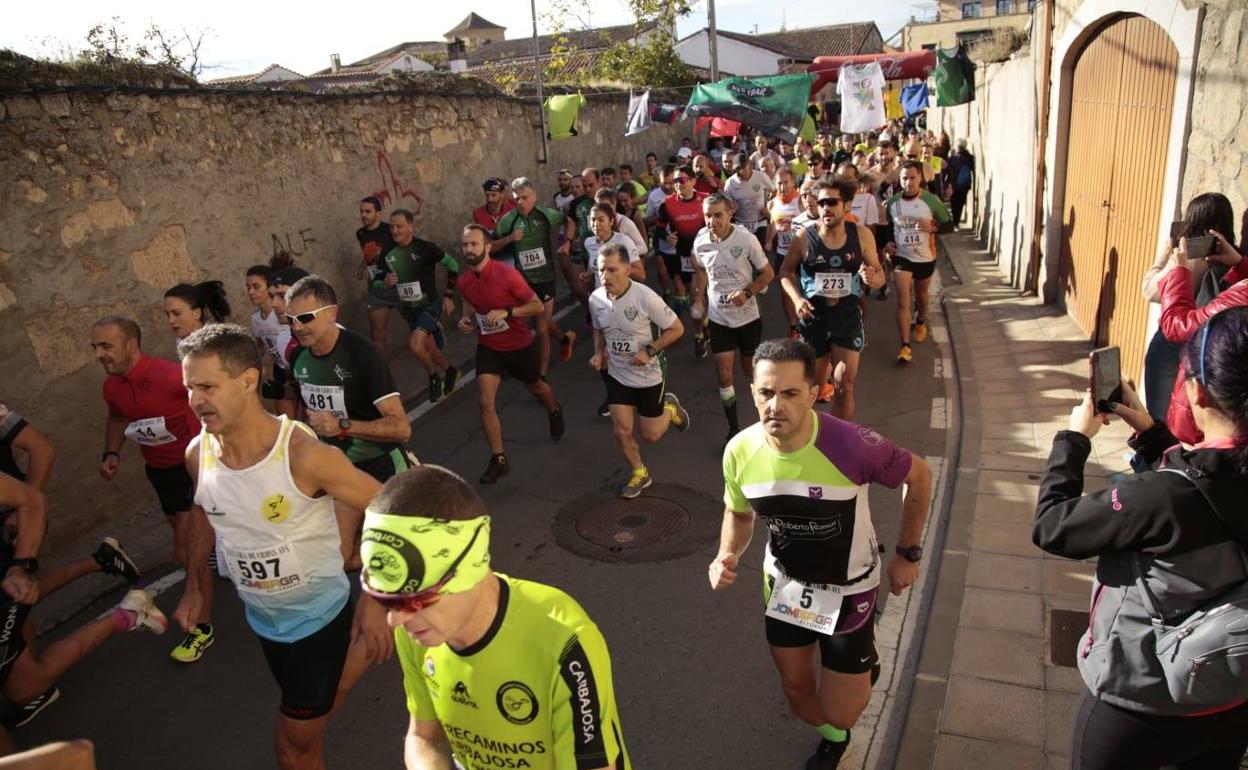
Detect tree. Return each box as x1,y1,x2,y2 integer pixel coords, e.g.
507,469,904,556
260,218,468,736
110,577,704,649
80,17,211,79
539,0,697,89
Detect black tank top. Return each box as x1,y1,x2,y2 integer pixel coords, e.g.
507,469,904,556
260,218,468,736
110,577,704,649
799,222,864,306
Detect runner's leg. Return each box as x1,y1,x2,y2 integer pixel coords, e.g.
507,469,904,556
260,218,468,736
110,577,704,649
914,275,933,328
818,669,872,730
409,329,447,377
609,405,643,471
894,270,914,345
713,351,739,435
366,307,390,352
525,379,559,412
476,374,504,455
637,411,673,444
274,714,330,770
768,644,825,726
535,300,553,377
830,347,861,421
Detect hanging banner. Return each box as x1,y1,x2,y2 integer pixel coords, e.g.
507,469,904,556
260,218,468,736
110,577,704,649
901,83,930,116
625,90,652,136
544,93,586,140
807,50,938,95
650,102,683,124
683,73,815,144
696,116,742,138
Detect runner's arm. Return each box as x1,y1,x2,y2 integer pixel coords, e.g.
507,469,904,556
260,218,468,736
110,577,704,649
0,473,45,561
175,441,213,631
745,237,774,296
691,263,709,309
295,434,383,513
856,224,886,290
717,507,755,561
404,718,453,770
342,394,411,445
895,453,932,549
11,423,55,491
779,232,808,306
508,292,545,319
550,626,626,770
104,413,126,456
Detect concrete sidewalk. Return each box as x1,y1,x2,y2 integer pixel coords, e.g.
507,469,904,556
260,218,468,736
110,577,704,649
895,233,1137,769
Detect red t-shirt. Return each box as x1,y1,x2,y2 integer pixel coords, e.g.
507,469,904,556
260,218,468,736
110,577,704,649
102,354,198,469
456,259,538,352
472,200,516,233
657,191,709,255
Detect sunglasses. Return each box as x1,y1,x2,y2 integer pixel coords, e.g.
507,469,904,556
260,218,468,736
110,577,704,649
359,521,485,613
285,304,336,325
817,198,844,208
677,176,694,183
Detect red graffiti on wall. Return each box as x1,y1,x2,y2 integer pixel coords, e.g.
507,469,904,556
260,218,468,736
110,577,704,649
370,150,423,217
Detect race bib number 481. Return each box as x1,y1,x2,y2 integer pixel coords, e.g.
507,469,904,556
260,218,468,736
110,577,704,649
301,383,347,420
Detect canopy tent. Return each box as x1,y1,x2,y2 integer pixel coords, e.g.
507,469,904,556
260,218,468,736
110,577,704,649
807,50,938,95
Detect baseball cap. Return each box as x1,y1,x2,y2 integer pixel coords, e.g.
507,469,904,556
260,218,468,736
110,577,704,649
482,178,506,192
677,147,694,158
270,266,310,288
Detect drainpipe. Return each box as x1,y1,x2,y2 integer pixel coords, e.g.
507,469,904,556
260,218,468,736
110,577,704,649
1028,0,1054,297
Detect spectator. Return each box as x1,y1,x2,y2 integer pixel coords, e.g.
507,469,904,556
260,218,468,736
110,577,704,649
946,139,974,227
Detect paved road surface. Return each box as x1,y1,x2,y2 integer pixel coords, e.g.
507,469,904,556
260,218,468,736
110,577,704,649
21,273,949,769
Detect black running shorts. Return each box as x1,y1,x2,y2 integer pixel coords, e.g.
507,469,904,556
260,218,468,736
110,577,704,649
708,318,763,357
891,256,936,282
799,305,865,356
605,374,665,418
763,583,879,674
527,280,557,304
258,599,352,720
144,463,194,516
475,343,541,385
353,448,410,484
0,599,32,688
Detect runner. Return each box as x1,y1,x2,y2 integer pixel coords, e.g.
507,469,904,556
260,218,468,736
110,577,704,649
91,315,216,662
163,281,230,343
693,153,721,195
552,170,575,212
364,464,632,770
286,275,412,484
766,168,804,338
356,196,400,351
644,165,678,303
724,152,774,245
267,266,310,393
710,338,933,769
655,165,708,354
638,152,659,189
0,472,154,733
494,177,575,379
592,188,647,255
616,164,647,210
475,178,517,268
780,178,885,420
882,161,952,363
584,205,644,417
562,168,600,306
590,245,690,498
0,400,53,494
380,209,462,401
455,225,565,485
691,194,775,448
246,265,296,418
174,324,392,770
614,184,649,252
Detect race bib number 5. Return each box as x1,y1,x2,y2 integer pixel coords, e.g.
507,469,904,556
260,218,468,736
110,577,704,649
224,543,305,596
766,571,843,635
814,272,851,299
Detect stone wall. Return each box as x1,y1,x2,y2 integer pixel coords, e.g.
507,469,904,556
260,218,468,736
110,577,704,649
0,87,683,552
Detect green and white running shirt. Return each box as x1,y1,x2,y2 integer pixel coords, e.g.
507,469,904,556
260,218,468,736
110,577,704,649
723,411,912,587
397,575,631,770
588,280,674,389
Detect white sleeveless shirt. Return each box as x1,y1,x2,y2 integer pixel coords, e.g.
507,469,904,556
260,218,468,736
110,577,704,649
194,416,348,642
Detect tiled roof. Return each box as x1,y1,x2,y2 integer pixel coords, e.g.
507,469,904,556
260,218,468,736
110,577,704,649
446,12,506,35
466,50,605,95
206,63,304,86
466,22,653,67
755,22,881,59
310,42,445,76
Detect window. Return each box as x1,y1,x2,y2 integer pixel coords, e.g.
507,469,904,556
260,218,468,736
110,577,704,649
996,0,1014,13
962,1,982,18
922,43,937,51
1027,0,1037,9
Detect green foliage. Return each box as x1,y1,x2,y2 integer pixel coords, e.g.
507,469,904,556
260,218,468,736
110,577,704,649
79,17,208,79
538,0,696,89
590,29,697,88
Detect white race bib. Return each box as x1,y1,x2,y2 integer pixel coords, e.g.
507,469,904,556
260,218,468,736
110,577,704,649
397,281,423,303
301,383,347,419
814,272,852,299
124,417,176,447
475,313,507,336
898,219,925,247
606,332,636,361
518,248,547,270
366,265,383,281
223,542,305,596
777,229,796,253
766,567,843,635
736,219,758,233
680,255,694,273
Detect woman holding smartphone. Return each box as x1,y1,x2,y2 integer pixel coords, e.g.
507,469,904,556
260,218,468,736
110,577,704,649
1033,308,1248,769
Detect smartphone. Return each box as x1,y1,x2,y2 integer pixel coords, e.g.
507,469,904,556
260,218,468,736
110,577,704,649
1185,235,1217,259
1089,346,1122,414
1170,220,1186,246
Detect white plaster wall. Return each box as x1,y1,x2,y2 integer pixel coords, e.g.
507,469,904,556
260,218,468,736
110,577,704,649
676,32,785,76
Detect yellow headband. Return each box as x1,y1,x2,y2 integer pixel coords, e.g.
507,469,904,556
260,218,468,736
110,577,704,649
360,511,491,594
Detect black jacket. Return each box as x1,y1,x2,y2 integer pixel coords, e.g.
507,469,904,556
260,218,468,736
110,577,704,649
1033,425,1248,714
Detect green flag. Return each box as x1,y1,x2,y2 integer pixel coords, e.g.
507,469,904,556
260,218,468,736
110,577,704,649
684,74,814,144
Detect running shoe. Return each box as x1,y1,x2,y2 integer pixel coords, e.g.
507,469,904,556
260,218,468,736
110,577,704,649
560,331,577,363
118,589,168,635
596,401,610,418
428,374,444,404
443,366,461,394
694,337,709,359
2,686,59,729
897,344,913,364
479,454,510,484
913,321,928,343
620,468,652,499
93,537,140,581
817,383,835,403
663,393,690,431
805,732,851,770
788,326,801,341
549,403,565,441
170,624,213,662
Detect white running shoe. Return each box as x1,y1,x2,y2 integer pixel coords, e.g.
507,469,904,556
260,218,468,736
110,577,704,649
118,589,168,635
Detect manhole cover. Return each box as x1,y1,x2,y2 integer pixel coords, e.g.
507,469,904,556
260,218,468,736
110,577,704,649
575,497,691,550
1049,608,1089,668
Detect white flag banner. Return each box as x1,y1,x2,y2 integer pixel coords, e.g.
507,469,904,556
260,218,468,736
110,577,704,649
625,90,652,136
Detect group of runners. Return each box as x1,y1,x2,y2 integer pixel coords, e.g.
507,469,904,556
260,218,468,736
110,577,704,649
0,126,946,769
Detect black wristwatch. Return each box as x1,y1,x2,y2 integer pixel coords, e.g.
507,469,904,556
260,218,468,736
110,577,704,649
8,558,37,575
645,344,659,357
102,450,120,462
895,544,923,563
505,307,513,318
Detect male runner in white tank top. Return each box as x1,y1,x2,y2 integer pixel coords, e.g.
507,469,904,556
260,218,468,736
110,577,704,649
172,324,392,770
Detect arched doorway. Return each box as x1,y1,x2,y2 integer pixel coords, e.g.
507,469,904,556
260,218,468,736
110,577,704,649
1059,14,1178,381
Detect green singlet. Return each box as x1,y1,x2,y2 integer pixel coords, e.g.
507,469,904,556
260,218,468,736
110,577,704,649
496,207,564,285
378,237,459,310
397,575,631,770
569,196,595,258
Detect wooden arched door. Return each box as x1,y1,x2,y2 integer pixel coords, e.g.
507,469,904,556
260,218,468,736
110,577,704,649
1060,14,1178,381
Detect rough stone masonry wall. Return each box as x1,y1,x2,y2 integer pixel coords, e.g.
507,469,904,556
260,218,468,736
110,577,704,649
0,88,683,554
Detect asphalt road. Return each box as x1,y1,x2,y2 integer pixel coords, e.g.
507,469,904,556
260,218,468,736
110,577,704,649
20,270,949,770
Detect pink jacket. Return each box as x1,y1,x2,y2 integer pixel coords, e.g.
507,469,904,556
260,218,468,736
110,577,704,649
1159,266,1248,443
